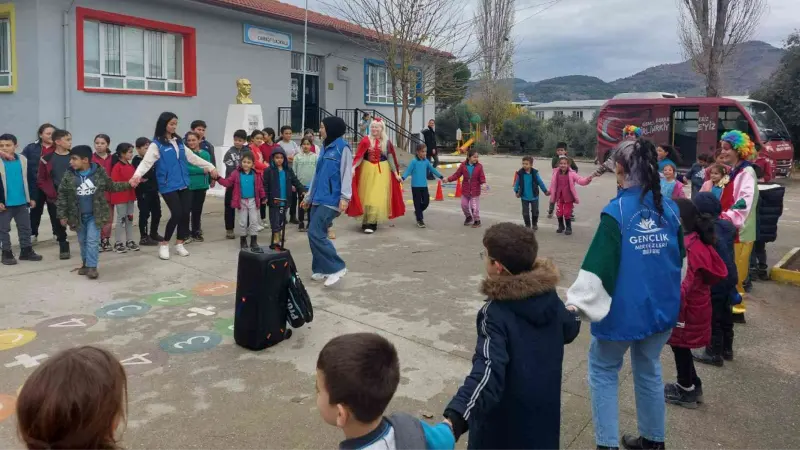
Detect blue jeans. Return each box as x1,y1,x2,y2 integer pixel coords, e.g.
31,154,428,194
588,330,671,447
308,205,345,275
77,214,100,268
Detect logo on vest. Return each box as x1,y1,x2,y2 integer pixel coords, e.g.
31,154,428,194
77,178,96,197
628,211,669,255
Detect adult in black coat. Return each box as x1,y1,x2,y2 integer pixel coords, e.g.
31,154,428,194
421,119,438,174
444,223,580,449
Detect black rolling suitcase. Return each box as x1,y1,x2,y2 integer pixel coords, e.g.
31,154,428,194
234,248,293,350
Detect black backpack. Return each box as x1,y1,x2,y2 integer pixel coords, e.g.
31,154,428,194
286,258,314,328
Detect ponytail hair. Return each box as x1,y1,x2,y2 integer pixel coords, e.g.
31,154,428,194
112,142,133,167
614,138,664,219
676,198,716,246
658,144,683,166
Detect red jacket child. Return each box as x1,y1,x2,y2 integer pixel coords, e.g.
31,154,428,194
249,144,269,173
93,153,114,202
668,232,728,349
110,161,137,205
446,161,486,197
216,167,266,209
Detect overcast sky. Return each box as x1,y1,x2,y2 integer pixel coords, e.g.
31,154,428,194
508,0,800,82
291,0,800,82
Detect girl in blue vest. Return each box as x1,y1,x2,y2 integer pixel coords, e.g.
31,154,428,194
566,138,684,450
130,112,218,261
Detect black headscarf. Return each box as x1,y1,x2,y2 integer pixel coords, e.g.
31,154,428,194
322,116,347,147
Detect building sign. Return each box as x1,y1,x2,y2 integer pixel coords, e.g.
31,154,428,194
243,24,292,51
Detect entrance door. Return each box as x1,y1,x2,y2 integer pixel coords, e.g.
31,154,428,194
670,107,699,164
290,73,319,132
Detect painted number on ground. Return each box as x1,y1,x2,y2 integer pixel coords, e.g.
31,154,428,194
0,394,16,423
144,291,193,307
192,282,237,297
95,302,152,319
35,315,98,332
213,318,234,337
0,329,37,351
159,332,222,354
118,350,169,375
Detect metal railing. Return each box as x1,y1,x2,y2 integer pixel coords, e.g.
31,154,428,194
336,108,423,153
277,106,321,133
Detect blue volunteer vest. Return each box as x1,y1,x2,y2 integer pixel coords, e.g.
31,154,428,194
310,137,346,207
592,187,683,341
154,138,190,194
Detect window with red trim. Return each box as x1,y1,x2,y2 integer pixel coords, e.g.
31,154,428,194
76,7,196,96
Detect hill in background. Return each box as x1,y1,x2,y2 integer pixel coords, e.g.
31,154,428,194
512,41,785,102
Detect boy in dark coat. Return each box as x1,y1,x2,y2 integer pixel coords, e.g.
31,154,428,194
263,147,304,248
443,222,580,449
692,192,738,367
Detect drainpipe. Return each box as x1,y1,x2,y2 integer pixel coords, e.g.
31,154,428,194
62,10,71,130
337,65,349,110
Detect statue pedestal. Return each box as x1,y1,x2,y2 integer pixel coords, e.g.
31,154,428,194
208,104,264,198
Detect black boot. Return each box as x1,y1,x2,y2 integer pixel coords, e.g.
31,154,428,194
598,446,619,450
250,236,259,251
757,264,769,281
1,250,17,265
557,217,565,233
18,247,43,262
621,435,665,450
565,219,573,235
723,338,734,361
58,241,71,260
664,382,699,409
240,237,248,249
693,347,723,367
732,312,746,324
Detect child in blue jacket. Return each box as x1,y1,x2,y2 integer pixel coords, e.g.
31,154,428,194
444,223,580,449
513,156,549,230
402,144,443,228
316,333,454,450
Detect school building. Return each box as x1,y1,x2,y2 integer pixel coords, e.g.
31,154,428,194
0,0,437,147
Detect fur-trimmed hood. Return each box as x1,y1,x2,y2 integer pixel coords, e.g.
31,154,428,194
480,258,562,328
481,258,560,300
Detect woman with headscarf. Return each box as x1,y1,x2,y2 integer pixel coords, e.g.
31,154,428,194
718,130,759,324
300,116,353,287
346,119,405,233
566,138,684,450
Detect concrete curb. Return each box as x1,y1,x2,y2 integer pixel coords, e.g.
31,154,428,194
771,247,800,287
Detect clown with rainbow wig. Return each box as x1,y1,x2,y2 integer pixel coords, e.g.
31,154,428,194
623,125,642,139
718,129,759,324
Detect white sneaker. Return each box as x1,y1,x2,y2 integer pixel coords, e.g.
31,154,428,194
364,228,374,234
31,236,38,245
324,268,347,287
158,244,170,260
174,243,190,257
256,224,265,232
311,273,327,282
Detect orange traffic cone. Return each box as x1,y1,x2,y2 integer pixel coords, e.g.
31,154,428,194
454,176,463,198
435,180,444,201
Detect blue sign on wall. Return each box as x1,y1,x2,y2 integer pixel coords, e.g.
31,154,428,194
243,24,292,51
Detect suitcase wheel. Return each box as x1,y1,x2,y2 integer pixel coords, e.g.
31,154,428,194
285,329,293,339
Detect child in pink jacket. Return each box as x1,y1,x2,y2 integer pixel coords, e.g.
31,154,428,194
446,149,486,228
549,156,592,235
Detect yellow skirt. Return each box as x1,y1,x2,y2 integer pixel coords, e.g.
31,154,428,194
357,161,391,224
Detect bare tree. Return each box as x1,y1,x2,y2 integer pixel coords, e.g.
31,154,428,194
677,0,768,97
324,0,476,151
472,0,515,138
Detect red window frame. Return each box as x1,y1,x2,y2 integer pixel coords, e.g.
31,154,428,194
76,7,197,97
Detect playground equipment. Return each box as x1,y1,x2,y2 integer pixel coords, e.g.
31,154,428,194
453,114,482,155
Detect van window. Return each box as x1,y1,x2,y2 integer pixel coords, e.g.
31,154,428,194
718,107,751,136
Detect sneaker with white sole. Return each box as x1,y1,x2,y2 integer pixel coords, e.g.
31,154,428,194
311,273,327,282
324,268,347,287
174,243,190,257
256,224,265,232
158,244,170,260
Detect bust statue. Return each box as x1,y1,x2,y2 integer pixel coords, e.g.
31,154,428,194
236,78,253,104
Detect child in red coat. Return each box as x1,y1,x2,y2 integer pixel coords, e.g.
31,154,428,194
216,152,266,250
110,143,139,253
666,198,727,409
548,156,592,235
446,149,486,228
93,134,114,252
